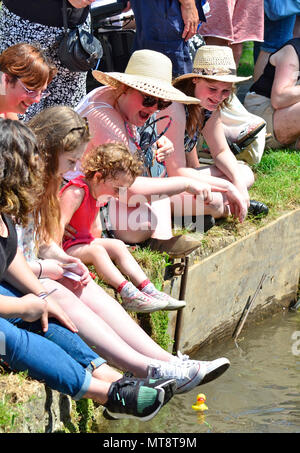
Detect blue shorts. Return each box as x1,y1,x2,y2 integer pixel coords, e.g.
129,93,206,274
261,14,296,53
0,281,106,399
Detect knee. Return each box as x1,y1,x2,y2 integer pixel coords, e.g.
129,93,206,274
242,165,255,187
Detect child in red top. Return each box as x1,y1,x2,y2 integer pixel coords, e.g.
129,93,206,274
59,143,185,313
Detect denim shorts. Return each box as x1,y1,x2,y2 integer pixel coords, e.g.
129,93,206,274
0,281,106,400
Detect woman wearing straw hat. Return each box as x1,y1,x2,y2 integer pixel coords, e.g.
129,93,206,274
68,49,232,255
157,45,269,222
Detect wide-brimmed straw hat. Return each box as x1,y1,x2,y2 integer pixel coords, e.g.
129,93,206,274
92,49,200,104
173,46,251,84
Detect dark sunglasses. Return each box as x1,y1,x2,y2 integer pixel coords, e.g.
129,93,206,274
141,93,172,111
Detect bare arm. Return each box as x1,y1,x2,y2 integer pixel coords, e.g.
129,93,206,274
270,45,300,109
202,111,250,204
2,248,78,332
179,0,200,41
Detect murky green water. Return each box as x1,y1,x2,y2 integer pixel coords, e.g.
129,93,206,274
98,309,300,433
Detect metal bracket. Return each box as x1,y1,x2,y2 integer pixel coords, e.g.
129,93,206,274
165,259,187,278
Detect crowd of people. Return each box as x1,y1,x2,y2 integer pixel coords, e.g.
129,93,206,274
0,0,299,426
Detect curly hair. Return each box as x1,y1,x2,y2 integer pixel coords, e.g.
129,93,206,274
0,42,57,90
81,142,143,182
27,106,90,243
173,77,235,138
0,118,44,226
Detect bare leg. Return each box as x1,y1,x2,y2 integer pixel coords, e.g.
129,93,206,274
254,50,270,82
109,197,173,243
41,278,172,376
273,103,300,145
89,237,148,286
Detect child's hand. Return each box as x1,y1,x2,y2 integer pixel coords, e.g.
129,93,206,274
186,180,213,203
62,257,91,285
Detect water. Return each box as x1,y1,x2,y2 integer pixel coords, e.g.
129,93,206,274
97,309,300,434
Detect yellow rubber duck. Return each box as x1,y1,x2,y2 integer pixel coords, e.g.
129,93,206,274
192,393,208,412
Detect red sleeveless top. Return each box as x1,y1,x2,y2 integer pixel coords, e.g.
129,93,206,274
60,176,98,252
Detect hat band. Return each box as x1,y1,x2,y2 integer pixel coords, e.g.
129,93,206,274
193,67,237,77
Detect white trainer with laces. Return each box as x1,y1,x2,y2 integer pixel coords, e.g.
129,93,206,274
148,356,230,393
143,291,186,311
121,292,168,313
141,282,186,311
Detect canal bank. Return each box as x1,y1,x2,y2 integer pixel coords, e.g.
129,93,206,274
0,208,299,433
166,208,300,355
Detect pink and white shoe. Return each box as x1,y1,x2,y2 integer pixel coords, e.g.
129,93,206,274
120,282,168,313
141,282,186,311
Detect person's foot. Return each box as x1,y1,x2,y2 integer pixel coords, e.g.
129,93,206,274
148,357,230,394
147,235,201,258
141,282,186,311
185,215,215,233
248,200,269,217
120,281,168,313
103,375,176,421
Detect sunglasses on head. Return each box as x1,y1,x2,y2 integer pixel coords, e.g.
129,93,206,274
141,93,172,111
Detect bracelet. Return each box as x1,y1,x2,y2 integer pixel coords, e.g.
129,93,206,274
37,261,43,279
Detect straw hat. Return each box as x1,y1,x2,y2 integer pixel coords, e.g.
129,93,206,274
173,46,251,84
92,49,200,104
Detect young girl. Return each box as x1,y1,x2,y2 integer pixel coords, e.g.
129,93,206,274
157,45,268,220
59,142,186,313
20,105,229,394
0,117,175,422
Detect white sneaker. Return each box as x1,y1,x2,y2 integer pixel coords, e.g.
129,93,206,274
121,292,168,313
148,357,230,394
141,282,186,311
143,291,186,311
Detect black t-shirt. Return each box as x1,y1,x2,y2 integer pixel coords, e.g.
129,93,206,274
3,0,89,28
0,214,17,282
250,38,300,99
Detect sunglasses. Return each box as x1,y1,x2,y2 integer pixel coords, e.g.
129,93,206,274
141,93,172,111
18,78,50,100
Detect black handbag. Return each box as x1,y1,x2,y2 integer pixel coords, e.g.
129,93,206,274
58,0,103,72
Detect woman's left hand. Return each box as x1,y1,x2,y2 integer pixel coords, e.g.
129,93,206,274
155,136,174,163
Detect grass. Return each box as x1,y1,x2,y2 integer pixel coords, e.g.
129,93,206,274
251,148,300,214
237,41,254,76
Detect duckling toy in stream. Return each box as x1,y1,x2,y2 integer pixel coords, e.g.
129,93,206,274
192,393,208,412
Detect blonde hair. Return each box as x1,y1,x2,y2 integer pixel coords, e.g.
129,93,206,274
82,142,142,182
27,106,90,243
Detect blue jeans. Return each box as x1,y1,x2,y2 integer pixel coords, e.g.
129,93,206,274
0,281,106,400
130,0,206,77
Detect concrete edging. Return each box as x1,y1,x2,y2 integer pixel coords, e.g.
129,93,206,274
167,209,300,355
